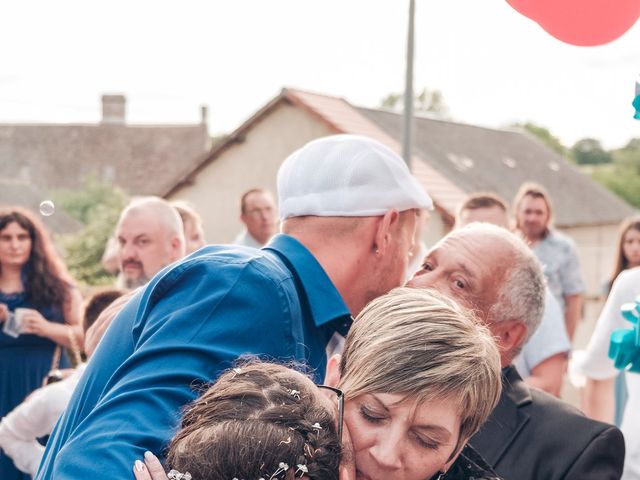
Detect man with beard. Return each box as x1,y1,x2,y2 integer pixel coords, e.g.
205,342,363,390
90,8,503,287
408,223,624,480
116,197,186,289
513,183,585,339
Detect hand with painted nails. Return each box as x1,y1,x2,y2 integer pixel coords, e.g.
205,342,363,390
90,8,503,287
132,451,169,480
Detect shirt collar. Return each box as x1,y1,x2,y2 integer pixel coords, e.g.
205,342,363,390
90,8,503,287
264,234,352,328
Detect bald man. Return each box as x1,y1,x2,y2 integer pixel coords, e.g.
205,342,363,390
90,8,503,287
116,197,186,289
409,224,624,480
455,192,571,397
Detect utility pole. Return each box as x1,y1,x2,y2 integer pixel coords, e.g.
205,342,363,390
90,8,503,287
402,0,415,168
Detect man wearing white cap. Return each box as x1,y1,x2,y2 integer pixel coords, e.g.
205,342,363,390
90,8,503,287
36,134,432,479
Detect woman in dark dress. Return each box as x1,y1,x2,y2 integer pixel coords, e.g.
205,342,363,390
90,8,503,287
0,207,82,480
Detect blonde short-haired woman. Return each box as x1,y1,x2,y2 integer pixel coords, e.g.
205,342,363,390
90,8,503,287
325,287,502,480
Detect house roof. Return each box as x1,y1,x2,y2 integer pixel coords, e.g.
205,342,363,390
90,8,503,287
356,107,635,226
168,87,634,227
0,179,81,235
0,122,210,197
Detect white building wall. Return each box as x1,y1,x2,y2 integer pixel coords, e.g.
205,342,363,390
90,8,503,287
559,223,619,297
168,102,334,244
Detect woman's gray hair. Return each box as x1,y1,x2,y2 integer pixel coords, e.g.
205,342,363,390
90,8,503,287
339,287,502,454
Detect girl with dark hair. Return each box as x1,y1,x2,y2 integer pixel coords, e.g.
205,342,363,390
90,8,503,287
597,216,640,427
135,361,343,480
606,216,640,294
0,207,83,480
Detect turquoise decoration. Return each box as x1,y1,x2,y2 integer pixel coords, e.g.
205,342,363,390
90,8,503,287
635,81,640,120
609,297,640,372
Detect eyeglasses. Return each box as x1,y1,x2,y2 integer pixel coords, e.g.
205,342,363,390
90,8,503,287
317,385,344,441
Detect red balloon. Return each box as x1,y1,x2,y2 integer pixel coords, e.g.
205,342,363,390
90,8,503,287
507,0,640,46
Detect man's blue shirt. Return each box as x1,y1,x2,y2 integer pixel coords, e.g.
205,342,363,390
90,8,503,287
36,234,351,478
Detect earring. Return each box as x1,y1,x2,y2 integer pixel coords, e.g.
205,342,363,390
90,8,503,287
436,472,446,480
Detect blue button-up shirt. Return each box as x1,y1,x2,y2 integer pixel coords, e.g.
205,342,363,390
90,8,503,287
36,234,351,479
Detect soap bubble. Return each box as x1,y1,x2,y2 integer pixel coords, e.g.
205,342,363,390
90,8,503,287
39,200,55,217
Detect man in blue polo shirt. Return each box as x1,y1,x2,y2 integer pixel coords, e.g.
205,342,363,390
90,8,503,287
36,134,432,478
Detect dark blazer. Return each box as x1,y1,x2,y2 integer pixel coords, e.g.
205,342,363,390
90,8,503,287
470,366,625,480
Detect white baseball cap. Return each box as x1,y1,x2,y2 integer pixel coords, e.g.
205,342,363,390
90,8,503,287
278,134,433,219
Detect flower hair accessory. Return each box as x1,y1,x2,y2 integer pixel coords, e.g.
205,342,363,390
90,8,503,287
268,462,290,479
295,464,309,477
289,389,301,400
167,469,192,480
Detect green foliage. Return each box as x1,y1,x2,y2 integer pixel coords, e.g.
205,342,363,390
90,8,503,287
571,138,612,165
513,122,567,157
589,137,640,208
591,163,640,209
611,137,640,172
380,87,449,118
508,124,637,207
53,180,128,286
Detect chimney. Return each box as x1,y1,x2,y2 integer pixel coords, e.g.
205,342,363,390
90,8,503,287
200,104,208,125
101,94,126,125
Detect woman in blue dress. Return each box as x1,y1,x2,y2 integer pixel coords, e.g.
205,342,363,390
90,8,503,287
0,207,82,480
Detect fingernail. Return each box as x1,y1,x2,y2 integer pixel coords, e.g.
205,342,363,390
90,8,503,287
135,460,145,472
144,451,156,461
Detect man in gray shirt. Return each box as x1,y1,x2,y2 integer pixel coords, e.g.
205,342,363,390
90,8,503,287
514,182,585,340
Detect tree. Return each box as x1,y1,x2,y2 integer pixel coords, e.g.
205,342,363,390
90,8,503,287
53,180,128,285
513,122,568,157
379,87,450,118
591,163,640,208
586,137,640,208
611,137,640,173
571,138,612,165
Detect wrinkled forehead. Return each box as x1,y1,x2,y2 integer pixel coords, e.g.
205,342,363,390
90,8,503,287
116,210,166,240
434,227,509,254
429,230,515,281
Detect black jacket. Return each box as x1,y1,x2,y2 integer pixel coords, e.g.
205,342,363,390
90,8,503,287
470,366,625,480
444,445,501,480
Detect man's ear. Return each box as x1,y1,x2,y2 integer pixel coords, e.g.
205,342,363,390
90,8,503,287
324,354,342,387
492,319,527,359
372,209,400,256
170,236,185,259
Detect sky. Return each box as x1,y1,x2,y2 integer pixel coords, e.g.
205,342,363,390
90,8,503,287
1,0,639,149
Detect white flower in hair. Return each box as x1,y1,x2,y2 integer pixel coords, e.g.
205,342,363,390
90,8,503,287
268,462,290,479
289,389,301,400
167,469,192,480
